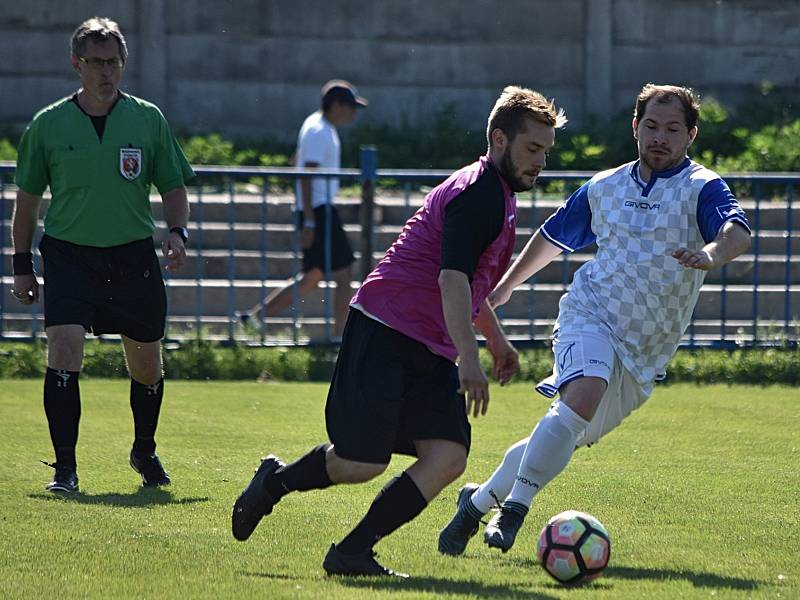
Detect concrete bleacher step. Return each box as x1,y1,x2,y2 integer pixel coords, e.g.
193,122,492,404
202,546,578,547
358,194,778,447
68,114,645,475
4,277,793,323
2,246,796,285
3,312,793,347
19,221,783,257
91,251,795,284
4,191,800,232
1,186,798,342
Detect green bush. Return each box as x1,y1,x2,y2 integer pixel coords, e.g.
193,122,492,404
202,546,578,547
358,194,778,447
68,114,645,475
2,83,798,178
82,342,128,377
179,133,292,167
711,120,800,173
1,342,797,385
343,103,485,171
0,343,46,377
0,137,16,161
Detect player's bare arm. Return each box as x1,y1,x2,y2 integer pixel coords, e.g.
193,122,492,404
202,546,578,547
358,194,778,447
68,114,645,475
671,221,751,271
489,231,563,308
439,268,489,417
161,186,190,271
473,299,519,385
11,188,43,304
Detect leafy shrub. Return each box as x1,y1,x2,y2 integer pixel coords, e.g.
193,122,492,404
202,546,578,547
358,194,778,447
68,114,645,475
0,343,46,377
712,121,800,173
343,103,485,171
2,83,798,180
1,342,797,384
0,137,16,161
82,342,128,378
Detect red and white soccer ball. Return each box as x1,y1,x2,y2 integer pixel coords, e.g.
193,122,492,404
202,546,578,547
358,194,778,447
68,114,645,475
536,510,611,586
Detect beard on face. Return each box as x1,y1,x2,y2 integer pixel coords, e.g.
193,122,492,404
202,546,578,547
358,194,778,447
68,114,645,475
641,152,664,175
641,142,689,174
498,146,535,193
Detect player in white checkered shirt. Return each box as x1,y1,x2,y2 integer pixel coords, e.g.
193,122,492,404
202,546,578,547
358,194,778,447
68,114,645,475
438,84,752,557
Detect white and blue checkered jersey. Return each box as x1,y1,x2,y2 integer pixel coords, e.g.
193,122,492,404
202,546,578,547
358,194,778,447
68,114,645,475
540,158,750,387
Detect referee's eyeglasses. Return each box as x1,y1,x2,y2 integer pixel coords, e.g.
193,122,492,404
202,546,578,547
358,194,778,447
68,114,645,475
78,56,124,71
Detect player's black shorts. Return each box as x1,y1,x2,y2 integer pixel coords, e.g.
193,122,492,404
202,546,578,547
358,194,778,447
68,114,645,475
325,308,471,464
39,234,167,343
296,205,354,274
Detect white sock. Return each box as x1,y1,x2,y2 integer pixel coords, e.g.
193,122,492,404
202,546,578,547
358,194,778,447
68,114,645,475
470,437,530,514
506,401,589,508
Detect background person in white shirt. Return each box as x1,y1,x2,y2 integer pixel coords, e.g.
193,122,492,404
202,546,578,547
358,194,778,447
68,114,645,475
240,80,366,337
437,83,752,557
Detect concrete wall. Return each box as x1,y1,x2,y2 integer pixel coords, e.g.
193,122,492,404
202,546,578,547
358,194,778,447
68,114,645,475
1,0,798,142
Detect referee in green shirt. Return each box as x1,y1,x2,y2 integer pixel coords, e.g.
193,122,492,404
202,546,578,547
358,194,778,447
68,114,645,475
11,17,194,493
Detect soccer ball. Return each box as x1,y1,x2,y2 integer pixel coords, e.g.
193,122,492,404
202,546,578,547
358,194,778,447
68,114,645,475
536,510,611,586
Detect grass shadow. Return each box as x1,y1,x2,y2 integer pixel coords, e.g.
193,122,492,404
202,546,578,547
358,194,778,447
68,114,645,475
602,564,759,590
476,555,759,593
28,488,209,507
321,575,561,599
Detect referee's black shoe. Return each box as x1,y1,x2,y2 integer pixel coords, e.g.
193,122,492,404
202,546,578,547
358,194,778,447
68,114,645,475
129,450,171,487
322,543,409,578
231,455,285,541
42,461,79,494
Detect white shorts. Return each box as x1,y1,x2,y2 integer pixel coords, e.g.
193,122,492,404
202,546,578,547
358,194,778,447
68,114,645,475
536,329,651,447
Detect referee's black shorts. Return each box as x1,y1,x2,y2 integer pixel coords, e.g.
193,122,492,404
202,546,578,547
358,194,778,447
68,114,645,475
39,234,167,343
297,205,354,274
325,308,471,464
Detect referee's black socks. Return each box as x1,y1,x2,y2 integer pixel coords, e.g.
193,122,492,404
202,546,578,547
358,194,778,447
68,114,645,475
337,471,427,555
130,378,164,455
43,368,81,468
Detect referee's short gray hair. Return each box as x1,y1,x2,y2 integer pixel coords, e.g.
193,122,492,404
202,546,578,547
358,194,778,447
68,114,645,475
486,86,567,148
71,17,128,64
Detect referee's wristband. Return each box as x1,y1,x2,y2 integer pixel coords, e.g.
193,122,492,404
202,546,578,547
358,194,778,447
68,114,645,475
13,252,34,276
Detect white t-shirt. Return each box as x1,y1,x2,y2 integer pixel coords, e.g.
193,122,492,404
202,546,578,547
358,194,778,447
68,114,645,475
294,111,340,210
540,158,750,387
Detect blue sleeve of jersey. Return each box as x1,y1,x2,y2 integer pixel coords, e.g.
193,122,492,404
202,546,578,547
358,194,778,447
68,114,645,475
696,179,751,243
539,182,595,252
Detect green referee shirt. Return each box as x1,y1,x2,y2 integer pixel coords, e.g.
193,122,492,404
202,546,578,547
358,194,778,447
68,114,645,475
15,92,194,247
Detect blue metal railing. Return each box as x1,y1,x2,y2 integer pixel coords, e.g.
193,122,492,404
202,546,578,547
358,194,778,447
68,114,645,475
1,160,798,347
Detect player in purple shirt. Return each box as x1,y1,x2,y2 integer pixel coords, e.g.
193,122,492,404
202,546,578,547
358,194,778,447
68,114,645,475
231,86,566,577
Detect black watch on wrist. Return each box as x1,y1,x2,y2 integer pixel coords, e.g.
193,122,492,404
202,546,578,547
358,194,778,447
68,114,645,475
169,226,189,243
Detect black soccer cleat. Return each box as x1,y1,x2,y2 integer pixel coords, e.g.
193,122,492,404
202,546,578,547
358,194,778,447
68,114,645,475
231,455,285,541
129,450,171,487
43,461,79,494
484,502,528,553
438,482,481,556
322,543,409,578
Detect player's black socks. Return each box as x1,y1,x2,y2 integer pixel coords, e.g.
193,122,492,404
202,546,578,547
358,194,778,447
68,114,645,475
43,368,81,468
130,378,164,455
266,443,333,499
336,471,427,555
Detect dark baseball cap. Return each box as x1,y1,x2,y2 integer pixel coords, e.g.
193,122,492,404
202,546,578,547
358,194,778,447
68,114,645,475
321,79,368,108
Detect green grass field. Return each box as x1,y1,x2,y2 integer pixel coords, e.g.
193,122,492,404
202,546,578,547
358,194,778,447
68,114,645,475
0,380,797,599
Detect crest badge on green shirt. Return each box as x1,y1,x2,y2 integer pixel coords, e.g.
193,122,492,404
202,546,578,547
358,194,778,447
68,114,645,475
120,147,142,181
